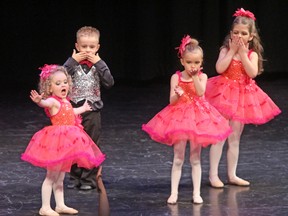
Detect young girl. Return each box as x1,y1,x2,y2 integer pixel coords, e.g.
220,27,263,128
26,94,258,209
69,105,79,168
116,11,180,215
205,8,281,188
21,65,105,216
142,35,232,204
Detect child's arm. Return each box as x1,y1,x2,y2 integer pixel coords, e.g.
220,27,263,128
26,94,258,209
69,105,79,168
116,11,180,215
216,48,235,74
192,72,207,97
88,53,114,89
169,74,180,105
216,38,238,73
30,90,55,109
63,49,87,75
238,42,258,78
73,100,92,115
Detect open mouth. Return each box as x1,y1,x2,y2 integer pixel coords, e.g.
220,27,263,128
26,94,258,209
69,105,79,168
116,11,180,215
61,88,67,96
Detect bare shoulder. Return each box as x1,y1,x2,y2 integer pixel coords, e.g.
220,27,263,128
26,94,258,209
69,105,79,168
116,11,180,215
220,47,228,55
199,72,208,81
170,73,179,82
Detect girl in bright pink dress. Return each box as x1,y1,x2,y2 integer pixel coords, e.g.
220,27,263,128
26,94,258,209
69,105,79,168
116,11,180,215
142,36,231,204
21,65,105,216
205,8,281,188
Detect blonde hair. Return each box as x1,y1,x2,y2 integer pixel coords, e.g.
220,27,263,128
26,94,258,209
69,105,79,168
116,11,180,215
222,16,264,74
179,37,204,60
76,26,100,42
38,66,72,99
183,38,203,58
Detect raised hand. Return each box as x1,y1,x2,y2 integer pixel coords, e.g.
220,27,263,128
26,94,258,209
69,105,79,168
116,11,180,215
229,35,239,54
72,49,87,63
86,52,101,64
30,90,44,104
237,38,250,56
188,67,203,77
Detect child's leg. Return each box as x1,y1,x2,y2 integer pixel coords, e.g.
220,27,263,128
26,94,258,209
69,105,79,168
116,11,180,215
190,143,203,204
227,120,249,186
53,172,78,214
39,170,60,216
209,140,226,188
167,140,186,204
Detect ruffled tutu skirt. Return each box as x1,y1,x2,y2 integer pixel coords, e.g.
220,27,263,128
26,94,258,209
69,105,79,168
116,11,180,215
142,99,232,147
21,125,105,172
206,76,281,124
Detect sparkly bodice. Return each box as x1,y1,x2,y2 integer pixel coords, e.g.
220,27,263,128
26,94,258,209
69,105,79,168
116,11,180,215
222,59,248,81
45,97,76,126
176,71,203,104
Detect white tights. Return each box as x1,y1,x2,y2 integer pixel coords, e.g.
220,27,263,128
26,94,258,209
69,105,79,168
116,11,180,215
209,120,244,181
41,170,67,211
168,140,202,203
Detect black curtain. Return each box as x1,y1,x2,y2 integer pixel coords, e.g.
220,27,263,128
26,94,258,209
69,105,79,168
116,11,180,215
1,0,287,90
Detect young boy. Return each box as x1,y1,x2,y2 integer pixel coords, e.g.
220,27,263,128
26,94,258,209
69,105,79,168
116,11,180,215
64,26,114,190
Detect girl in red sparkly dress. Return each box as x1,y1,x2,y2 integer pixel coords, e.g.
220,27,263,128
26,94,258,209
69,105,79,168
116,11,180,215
142,36,231,204
21,65,105,216
205,8,281,188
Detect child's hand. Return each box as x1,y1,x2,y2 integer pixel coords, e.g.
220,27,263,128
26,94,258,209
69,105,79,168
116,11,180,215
30,90,44,104
174,86,184,96
229,35,239,53
87,53,101,64
237,38,249,56
188,67,203,76
72,49,87,62
83,100,92,112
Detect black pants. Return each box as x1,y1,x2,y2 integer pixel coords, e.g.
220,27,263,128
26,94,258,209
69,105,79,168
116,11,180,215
70,101,102,187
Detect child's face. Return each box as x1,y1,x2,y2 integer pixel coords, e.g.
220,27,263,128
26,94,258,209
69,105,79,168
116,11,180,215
230,23,253,45
75,35,100,55
180,50,203,73
49,71,69,98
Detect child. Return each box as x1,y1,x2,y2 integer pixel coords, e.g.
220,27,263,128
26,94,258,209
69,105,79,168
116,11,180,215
142,35,232,204
64,26,114,190
205,8,281,188
21,65,105,216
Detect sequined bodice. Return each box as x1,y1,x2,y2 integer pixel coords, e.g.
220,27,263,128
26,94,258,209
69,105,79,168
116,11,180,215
176,72,203,104
49,101,76,126
222,59,249,81
179,81,197,98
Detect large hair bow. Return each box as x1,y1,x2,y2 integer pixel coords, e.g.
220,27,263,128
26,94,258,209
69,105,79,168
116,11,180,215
39,64,58,80
176,35,191,57
233,8,256,20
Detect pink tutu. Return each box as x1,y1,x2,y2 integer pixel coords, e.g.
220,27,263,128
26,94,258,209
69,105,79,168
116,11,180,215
142,71,232,147
21,125,105,172
206,72,281,124
21,96,105,172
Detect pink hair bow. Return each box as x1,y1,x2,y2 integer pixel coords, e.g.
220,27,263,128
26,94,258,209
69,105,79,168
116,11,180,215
39,64,58,80
176,35,191,57
233,8,256,21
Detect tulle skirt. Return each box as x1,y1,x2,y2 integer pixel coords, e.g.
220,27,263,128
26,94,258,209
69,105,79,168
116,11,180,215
142,99,232,147
206,76,281,124
21,125,105,172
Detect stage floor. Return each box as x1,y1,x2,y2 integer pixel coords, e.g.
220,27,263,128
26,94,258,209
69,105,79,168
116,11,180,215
0,77,287,216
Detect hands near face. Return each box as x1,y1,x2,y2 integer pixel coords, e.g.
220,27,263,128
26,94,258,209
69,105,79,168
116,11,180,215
72,49,101,64
187,67,203,77
30,90,44,104
229,35,249,56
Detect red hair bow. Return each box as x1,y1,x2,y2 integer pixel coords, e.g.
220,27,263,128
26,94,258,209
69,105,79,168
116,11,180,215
39,64,58,80
176,35,191,57
233,8,256,21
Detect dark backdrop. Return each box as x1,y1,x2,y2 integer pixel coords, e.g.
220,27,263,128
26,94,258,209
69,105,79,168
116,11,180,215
1,0,287,91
